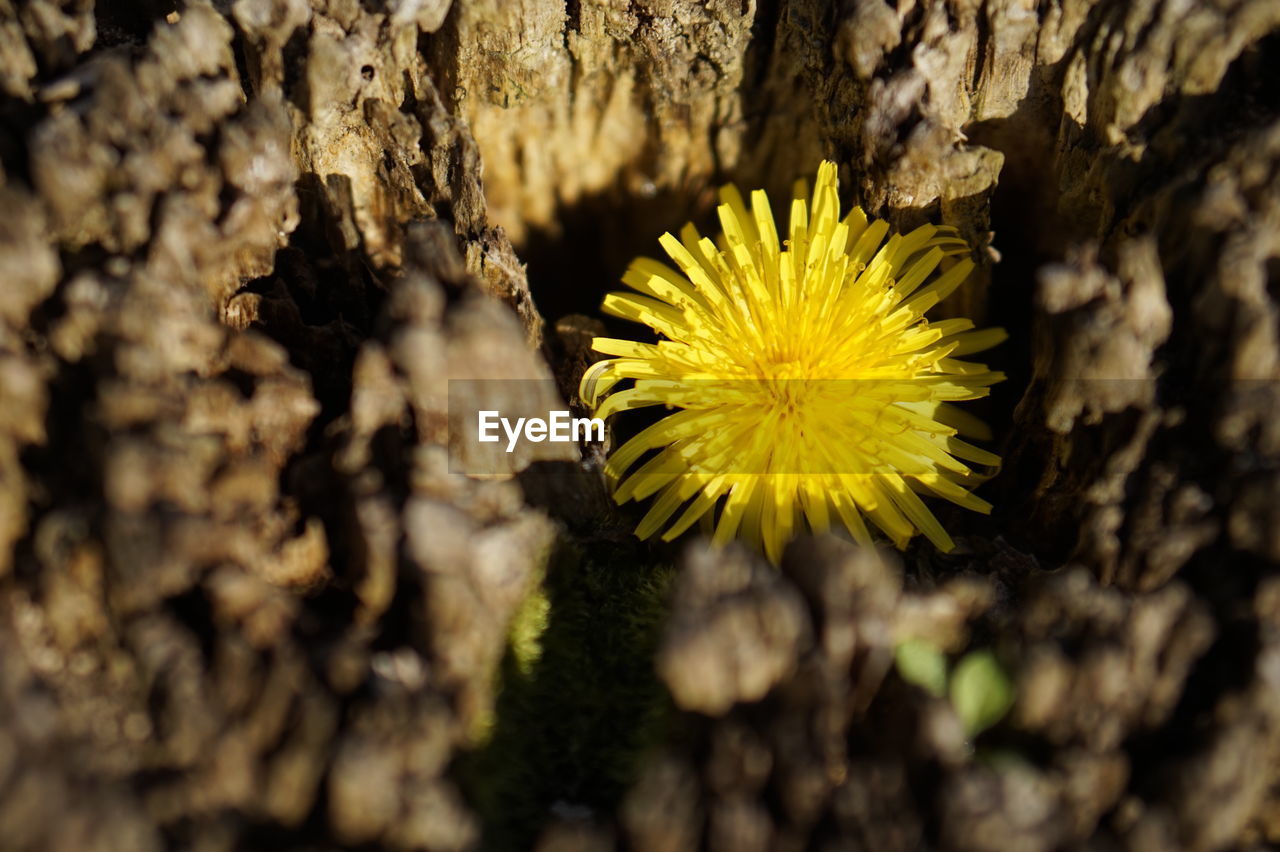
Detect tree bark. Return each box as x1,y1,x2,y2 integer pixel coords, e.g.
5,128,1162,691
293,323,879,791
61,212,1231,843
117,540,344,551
0,0,1278,849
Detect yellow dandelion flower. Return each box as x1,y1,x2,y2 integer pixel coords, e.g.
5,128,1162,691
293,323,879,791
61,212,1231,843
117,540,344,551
578,161,1006,563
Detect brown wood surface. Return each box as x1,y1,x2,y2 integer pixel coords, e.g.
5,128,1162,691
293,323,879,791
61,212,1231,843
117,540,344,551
0,1,1278,849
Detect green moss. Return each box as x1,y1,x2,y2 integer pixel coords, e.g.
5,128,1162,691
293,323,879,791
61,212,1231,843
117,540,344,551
456,534,674,848
507,581,552,678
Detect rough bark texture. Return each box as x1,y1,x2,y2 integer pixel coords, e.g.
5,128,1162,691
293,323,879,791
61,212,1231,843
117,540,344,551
0,0,1278,850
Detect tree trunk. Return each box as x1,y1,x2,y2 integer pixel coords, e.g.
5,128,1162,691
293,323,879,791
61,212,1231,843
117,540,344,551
0,0,1278,849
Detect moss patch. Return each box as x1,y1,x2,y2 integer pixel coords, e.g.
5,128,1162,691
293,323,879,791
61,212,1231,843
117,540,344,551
457,534,674,847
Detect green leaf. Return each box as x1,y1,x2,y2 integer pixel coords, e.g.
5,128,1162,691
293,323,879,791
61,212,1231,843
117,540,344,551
894,638,948,697
949,649,1015,737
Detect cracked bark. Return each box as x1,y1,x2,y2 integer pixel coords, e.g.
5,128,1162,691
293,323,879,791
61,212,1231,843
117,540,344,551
0,0,1278,850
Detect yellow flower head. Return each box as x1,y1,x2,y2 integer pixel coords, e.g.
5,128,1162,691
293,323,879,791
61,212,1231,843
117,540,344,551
579,161,1006,563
